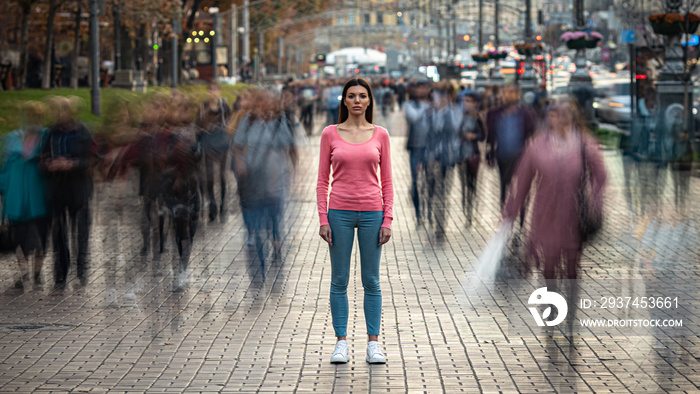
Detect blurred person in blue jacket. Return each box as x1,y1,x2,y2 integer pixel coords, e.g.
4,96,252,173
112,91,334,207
233,89,297,262
0,102,51,289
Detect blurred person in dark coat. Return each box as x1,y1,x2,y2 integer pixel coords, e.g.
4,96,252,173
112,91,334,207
486,85,536,217
41,96,94,286
163,92,202,289
196,80,231,222
123,94,170,259
458,92,485,225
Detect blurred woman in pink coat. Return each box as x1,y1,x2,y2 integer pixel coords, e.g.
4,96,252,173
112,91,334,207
504,102,607,280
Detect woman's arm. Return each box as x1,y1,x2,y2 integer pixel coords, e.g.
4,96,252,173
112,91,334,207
316,128,332,227
380,130,394,229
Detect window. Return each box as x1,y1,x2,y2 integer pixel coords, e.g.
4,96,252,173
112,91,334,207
365,13,370,24
377,12,383,24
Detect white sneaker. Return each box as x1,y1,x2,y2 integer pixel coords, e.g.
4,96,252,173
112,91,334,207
330,340,350,363
366,341,386,364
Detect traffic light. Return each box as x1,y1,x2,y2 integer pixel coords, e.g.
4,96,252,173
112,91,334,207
516,60,525,81
535,35,542,41
463,35,471,41
315,53,327,65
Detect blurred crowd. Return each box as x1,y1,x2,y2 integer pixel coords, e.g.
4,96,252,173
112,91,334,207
0,75,695,292
0,81,299,292
401,78,693,281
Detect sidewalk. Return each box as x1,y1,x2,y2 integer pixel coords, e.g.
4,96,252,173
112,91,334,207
0,109,698,393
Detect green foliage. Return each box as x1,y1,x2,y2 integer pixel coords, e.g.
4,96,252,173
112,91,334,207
0,84,249,134
592,127,622,149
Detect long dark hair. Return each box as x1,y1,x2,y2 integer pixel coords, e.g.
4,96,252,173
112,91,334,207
339,78,373,124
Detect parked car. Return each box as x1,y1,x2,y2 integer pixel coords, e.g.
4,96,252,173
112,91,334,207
594,82,632,127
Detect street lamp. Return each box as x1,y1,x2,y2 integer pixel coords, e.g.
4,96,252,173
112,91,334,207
90,0,100,116
210,7,220,79
519,0,537,96
569,0,595,128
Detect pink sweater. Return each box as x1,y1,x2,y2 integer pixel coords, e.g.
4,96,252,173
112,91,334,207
316,125,394,229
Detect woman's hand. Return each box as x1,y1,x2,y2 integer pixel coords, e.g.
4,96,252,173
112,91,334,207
378,227,391,246
319,225,333,246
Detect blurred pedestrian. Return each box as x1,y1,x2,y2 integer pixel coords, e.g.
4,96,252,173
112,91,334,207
404,81,432,224
425,81,462,239
231,90,259,244
395,78,406,109
486,84,536,225
298,83,317,135
94,97,142,305
196,80,231,222
0,102,50,288
379,81,395,117
458,92,485,225
326,80,343,126
233,89,298,261
482,85,503,113
41,96,94,286
163,92,202,289
503,102,607,280
636,86,657,157
125,94,169,258
317,78,393,364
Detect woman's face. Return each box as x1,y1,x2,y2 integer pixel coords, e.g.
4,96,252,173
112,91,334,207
548,108,570,133
344,85,370,118
548,109,562,130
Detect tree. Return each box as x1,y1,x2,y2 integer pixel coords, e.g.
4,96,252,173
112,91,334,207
70,0,84,89
9,0,40,90
41,0,62,89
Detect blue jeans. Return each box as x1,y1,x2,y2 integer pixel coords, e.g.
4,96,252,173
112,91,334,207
327,209,383,337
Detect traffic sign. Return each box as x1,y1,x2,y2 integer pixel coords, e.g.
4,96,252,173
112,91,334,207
682,35,699,46
621,30,635,44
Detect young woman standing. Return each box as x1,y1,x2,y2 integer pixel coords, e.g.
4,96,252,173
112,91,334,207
317,78,394,364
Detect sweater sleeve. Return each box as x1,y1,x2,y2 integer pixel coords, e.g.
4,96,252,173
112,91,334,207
316,128,332,226
380,129,394,229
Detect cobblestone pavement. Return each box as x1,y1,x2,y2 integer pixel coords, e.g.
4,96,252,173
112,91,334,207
0,110,698,393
